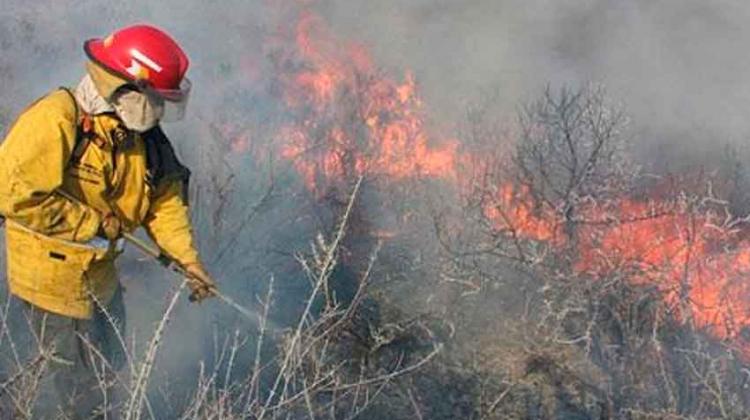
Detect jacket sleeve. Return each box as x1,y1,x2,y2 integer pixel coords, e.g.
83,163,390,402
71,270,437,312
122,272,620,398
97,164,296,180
0,91,101,241
143,180,200,266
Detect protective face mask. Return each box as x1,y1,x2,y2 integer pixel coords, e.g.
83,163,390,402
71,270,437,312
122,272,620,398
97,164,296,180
111,89,165,133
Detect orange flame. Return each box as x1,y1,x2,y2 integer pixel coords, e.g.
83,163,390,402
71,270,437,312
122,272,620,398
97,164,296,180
483,184,560,243
273,9,459,193
492,184,750,353
573,200,750,344
260,5,750,358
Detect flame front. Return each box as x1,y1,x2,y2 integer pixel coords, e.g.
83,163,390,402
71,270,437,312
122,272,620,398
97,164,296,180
491,185,750,351
250,5,750,357
574,199,750,345
273,10,459,193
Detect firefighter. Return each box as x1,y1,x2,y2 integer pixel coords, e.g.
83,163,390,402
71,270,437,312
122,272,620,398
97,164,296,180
0,24,216,418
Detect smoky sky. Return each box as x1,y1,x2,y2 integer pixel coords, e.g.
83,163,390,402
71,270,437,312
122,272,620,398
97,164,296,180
319,0,750,155
2,0,750,158
2,0,750,395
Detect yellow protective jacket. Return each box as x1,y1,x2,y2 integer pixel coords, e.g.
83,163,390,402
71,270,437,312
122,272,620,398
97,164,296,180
0,88,199,318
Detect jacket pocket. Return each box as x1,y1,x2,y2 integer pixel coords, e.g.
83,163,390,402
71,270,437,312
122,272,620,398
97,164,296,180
6,221,107,300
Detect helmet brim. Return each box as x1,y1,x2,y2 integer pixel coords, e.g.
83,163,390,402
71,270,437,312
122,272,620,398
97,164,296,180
84,38,137,88
84,39,120,75
84,38,189,102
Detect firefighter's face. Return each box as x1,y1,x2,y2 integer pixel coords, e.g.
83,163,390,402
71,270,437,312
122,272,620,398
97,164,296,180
111,85,164,133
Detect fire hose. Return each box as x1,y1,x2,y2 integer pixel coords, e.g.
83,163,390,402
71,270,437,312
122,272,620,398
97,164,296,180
0,191,258,321
108,227,258,320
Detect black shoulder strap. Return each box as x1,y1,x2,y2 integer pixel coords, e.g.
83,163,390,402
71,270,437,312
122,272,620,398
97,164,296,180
142,126,191,202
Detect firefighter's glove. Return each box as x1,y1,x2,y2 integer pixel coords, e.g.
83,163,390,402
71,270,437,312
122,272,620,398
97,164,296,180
185,263,217,303
98,213,122,241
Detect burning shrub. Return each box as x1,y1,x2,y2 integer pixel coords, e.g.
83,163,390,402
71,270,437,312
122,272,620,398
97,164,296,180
431,85,750,418
3,2,750,419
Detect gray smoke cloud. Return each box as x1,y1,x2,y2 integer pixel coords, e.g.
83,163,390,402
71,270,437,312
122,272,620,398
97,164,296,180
2,0,750,412
3,0,749,150
319,0,750,162
2,0,748,346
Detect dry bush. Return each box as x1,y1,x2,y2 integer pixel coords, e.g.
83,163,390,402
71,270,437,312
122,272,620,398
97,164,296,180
428,84,750,419
0,177,441,419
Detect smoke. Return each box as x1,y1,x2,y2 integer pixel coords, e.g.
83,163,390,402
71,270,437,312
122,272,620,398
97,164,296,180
318,0,750,162
2,0,750,414
0,0,745,344
3,1,750,149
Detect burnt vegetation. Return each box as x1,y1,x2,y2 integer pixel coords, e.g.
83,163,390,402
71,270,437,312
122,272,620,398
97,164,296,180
3,15,750,420
432,85,750,419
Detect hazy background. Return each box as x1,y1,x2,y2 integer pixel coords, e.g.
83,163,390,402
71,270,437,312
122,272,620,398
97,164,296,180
2,0,750,410
3,0,750,148
3,0,749,355
324,0,750,134
318,0,750,166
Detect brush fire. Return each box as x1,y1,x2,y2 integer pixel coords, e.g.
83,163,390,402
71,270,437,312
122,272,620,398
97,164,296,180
267,7,750,356
2,1,750,418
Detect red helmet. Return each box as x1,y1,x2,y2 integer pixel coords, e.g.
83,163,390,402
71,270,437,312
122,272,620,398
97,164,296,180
84,24,190,102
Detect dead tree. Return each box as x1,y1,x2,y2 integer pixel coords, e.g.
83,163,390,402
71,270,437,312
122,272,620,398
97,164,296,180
430,83,750,418
514,84,634,241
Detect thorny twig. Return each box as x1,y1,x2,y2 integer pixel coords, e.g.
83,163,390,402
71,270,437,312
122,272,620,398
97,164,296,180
124,280,187,420
258,176,363,419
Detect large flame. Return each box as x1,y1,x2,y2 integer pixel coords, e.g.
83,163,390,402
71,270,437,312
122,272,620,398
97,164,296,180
575,198,750,346
489,184,750,351
251,5,750,357
273,10,459,193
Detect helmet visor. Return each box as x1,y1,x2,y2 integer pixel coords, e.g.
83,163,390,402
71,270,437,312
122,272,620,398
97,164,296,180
158,77,192,122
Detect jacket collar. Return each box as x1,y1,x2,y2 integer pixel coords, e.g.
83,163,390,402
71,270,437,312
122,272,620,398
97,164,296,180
74,74,115,116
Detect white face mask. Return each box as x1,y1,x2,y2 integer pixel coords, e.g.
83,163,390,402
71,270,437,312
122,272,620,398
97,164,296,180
111,89,165,133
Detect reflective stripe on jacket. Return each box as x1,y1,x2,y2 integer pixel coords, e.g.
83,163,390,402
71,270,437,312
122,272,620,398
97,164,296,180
0,89,199,318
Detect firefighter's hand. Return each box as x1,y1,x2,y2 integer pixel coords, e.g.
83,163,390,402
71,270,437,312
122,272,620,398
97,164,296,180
184,263,217,303
98,213,122,240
